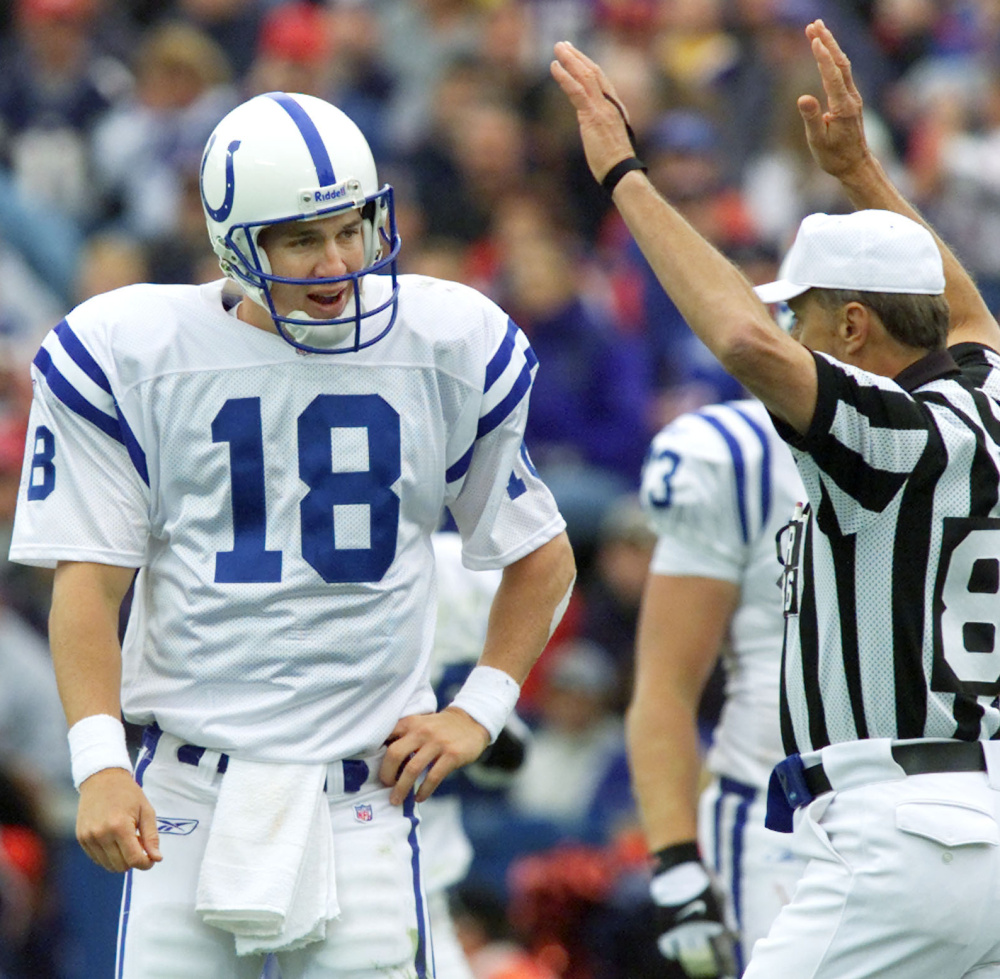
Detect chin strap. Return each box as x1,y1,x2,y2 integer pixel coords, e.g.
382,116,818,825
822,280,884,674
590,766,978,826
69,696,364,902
280,287,363,348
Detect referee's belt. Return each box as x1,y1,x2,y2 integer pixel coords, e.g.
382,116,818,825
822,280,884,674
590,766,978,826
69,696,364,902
765,739,987,834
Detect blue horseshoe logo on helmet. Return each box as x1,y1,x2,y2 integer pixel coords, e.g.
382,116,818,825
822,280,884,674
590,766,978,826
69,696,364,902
200,136,242,221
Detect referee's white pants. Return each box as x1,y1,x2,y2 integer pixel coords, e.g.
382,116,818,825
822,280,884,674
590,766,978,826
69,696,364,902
698,776,809,976
743,769,1000,978
115,730,435,979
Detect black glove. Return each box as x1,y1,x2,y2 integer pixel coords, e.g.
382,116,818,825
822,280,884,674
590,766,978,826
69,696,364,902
649,842,737,979
463,711,530,790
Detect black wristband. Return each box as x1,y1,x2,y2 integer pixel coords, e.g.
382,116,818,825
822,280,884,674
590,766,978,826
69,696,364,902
651,840,701,876
601,157,647,195
477,725,527,773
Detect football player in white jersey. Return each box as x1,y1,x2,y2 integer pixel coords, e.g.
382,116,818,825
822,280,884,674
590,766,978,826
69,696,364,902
262,531,528,979
631,400,809,977
8,92,575,979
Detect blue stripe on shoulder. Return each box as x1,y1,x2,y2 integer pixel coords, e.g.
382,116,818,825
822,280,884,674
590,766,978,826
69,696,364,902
267,93,337,186
445,443,474,484
728,404,772,528
54,319,113,393
450,320,537,484
485,318,519,392
478,361,533,439
35,346,122,442
115,404,150,487
694,411,749,544
33,347,150,487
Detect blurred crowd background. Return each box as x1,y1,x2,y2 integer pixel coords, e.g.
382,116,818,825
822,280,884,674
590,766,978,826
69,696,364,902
2,0,1000,976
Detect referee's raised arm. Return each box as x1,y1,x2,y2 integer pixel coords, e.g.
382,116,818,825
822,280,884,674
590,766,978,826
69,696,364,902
797,19,1000,352
555,35,1000,979
551,41,819,436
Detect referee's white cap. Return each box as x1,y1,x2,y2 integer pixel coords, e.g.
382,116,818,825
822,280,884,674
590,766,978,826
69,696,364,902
754,209,946,304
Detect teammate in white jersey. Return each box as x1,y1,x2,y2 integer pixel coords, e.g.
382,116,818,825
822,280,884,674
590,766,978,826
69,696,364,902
632,400,808,976
8,91,575,979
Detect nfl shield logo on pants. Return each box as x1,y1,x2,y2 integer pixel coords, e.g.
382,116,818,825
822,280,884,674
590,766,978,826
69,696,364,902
354,803,374,823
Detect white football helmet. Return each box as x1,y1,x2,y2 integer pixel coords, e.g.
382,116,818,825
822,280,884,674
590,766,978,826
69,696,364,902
200,91,400,353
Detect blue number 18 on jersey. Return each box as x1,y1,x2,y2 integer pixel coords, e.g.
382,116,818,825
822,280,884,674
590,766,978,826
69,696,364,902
212,393,401,585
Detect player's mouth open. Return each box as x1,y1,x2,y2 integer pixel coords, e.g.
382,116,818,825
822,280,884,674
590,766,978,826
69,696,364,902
308,289,346,307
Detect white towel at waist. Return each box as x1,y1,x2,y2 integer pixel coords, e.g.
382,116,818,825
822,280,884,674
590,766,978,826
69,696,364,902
195,758,339,955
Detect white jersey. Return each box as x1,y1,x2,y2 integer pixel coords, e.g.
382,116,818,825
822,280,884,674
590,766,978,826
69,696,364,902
640,399,804,788
10,274,564,763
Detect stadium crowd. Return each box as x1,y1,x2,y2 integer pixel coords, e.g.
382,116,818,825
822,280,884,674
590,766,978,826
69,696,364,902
2,0,1000,976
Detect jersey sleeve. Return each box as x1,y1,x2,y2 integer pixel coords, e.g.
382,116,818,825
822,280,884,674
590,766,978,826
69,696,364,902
640,412,753,582
446,316,565,570
773,351,932,537
9,319,150,569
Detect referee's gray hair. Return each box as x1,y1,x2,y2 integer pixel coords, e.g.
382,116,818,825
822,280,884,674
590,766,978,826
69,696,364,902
809,288,950,351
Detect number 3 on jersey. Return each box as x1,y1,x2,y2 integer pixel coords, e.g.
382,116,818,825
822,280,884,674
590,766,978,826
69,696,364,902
212,394,401,585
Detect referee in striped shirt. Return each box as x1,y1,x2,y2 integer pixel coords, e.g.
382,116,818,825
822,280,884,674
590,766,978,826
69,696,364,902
554,28,1000,979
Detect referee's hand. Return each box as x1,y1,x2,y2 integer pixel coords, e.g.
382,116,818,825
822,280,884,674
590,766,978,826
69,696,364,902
650,843,737,979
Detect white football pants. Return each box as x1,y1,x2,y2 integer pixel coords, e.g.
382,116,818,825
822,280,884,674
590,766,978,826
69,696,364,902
699,776,809,975
115,728,434,979
743,768,1000,978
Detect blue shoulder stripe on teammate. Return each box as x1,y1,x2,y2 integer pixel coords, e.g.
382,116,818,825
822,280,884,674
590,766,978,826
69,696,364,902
268,93,337,186
34,326,150,486
729,403,772,528
695,410,750,543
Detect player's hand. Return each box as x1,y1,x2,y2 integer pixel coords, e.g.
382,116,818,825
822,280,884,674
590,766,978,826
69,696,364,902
76,768,161,872
550,40,637,185
798,19,871,183
380,707,490,806
650,844,737,979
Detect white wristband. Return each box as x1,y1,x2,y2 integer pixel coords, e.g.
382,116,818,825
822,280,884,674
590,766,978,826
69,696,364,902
68,714,133,790
449,666,520,743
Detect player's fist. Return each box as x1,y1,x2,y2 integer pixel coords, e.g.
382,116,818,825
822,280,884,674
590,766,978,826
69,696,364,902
77,768,161,873
649,842,736,979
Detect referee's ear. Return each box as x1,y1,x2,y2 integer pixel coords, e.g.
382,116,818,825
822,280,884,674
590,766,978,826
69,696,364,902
839,301,874,357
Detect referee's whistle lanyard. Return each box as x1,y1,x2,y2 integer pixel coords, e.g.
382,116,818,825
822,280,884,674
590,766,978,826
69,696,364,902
776,501,809,617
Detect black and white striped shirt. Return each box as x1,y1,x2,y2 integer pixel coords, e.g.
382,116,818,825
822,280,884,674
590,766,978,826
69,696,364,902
774,347,1000,755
